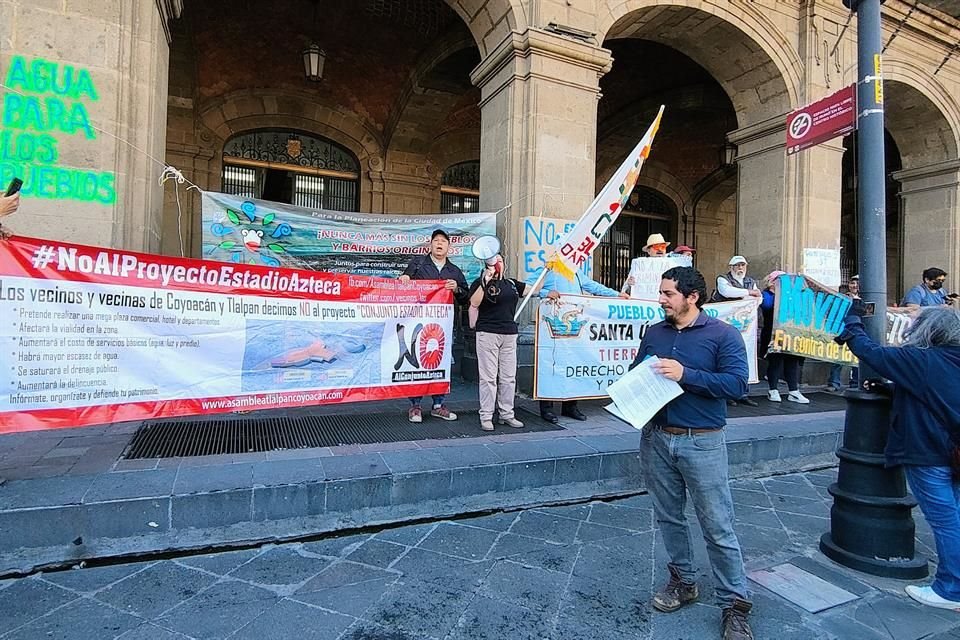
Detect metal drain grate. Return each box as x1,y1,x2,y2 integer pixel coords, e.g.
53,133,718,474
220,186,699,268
124,409,564,459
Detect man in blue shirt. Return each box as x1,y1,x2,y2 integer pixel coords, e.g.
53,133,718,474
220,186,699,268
901,267,958,310
534,268,627,423
629,266,753,640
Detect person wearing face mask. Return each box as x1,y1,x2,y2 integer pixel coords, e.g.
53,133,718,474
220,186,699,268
760,271,809,404
902,268,957,310
827,275,864,392
468,253,544,432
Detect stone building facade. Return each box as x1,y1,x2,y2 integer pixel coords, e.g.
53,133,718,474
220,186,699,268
2,0,959,303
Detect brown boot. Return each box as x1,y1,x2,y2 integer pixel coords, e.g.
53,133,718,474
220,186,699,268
652,564,699,613
721,599,753,640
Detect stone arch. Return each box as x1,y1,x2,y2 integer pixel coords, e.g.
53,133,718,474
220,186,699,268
429,130,481,178
599,1,802,126
446,0,527,57
197,89,384,166
385,32,480,154
882,57,960,169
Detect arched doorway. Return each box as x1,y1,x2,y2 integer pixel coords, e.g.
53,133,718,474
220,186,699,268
839,75,960,301
596,4,799,284
221,130,360,211
163,0,495,254
595,186,678,290
839,130,903,299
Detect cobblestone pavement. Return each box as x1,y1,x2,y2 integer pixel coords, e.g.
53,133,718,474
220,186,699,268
0,467,957,640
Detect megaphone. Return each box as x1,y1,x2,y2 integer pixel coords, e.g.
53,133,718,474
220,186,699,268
472,235,501,263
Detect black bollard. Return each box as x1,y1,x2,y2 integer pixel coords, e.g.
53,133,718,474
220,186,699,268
819,389,927,578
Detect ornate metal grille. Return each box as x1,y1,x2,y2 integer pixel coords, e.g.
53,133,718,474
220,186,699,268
223,130,360,174
293,173,358,212
442,161,480,191
596,187,677,290
440,192,479,214
222,165,258,199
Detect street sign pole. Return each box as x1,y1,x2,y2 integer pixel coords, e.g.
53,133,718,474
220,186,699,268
819,0,928,579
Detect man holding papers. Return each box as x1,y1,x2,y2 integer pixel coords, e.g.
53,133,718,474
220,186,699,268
629,266,753,640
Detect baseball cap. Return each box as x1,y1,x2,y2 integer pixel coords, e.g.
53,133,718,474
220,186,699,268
431,229,450,241
728,255,748,266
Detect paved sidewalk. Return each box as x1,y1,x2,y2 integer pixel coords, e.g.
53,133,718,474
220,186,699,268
0,467,955,640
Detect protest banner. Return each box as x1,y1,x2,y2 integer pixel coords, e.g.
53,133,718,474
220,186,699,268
521,216,592,282
768,274,855,364
201,192,495,281
534,296,759,400
0,236,453,432
887,308,912,346
626,255,693,299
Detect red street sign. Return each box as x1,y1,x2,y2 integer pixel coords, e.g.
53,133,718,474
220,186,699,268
785,85,857,155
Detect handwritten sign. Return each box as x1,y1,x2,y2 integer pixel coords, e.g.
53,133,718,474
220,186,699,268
769,274,854,364
802,248,841,289
521,216,591,282
627,256,692,300
0,56,116,204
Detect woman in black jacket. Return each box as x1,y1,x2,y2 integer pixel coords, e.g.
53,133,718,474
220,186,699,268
836,307,960,611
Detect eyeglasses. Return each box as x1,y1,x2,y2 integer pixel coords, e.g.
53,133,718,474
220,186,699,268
932,277,947,283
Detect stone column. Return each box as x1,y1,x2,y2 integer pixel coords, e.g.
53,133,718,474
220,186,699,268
729,119,844,282
467,29,611,392
894,160,960,294
470,29,612,274
729,117,791,278
0,1,171,252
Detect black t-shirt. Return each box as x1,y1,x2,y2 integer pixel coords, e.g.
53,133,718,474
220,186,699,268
469,277,527,335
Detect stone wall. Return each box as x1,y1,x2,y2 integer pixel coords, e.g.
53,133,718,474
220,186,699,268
1,0,169,252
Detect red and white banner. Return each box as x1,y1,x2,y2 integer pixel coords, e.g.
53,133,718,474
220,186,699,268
0,236,453,432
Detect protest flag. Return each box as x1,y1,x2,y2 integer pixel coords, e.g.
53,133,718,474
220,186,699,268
514,106,664,320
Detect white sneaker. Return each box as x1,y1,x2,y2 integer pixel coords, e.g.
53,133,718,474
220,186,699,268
767,390,782,402
906,585,960,611
787,391,810,404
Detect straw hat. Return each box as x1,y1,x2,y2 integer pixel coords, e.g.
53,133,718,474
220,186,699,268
643,233,670,251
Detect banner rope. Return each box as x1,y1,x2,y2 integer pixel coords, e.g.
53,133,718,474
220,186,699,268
1,81,204,255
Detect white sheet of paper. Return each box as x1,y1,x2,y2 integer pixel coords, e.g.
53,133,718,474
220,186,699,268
605,356,683,430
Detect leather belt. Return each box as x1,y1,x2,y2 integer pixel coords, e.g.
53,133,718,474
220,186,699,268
654,425,720,436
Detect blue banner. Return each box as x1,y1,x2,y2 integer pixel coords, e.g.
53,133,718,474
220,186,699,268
201,192,496,282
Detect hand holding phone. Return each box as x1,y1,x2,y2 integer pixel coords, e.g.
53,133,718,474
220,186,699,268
4,178,23,197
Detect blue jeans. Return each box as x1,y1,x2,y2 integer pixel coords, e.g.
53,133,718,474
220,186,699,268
828,364,842,388
828,365,860,388
410,395,445,407
641,425,749,607
905,465,960,601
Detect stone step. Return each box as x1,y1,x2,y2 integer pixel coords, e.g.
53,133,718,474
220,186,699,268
0,412,844,576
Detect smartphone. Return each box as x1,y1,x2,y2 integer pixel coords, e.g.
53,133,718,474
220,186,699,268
4,178,22,197
862,302,876,317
